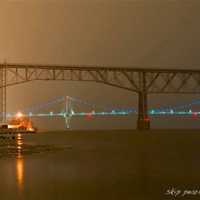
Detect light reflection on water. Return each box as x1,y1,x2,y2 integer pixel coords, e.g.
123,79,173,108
16,133,24,192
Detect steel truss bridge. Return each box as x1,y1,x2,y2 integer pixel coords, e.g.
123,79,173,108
1,63,200,129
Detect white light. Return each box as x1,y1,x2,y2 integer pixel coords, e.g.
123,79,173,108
16,112,23,118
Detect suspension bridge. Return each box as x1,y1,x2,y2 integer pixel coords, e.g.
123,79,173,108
1,63,200,129
4,95,200,129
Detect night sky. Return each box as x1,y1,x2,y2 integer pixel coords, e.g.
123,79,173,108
1,0,200,129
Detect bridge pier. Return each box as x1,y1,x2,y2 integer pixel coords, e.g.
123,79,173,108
137,92,150,130
137,72,150,130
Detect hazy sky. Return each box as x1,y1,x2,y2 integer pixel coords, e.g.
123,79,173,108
1,0,200,129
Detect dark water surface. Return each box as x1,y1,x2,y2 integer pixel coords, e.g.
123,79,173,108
0,130,200,200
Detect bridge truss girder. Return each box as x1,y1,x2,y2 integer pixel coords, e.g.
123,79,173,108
2,64,200,94
1,63,200,129
2,65,139,92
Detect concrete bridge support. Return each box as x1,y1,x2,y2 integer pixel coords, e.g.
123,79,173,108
137,72,150,130
137,91,150,130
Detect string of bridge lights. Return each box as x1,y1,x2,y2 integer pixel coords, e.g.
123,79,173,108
3,96,200,119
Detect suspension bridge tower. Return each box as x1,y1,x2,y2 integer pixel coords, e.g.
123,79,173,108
64,96,72,129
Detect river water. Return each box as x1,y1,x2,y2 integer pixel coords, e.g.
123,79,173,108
0,131,140,200
0,130,200,200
